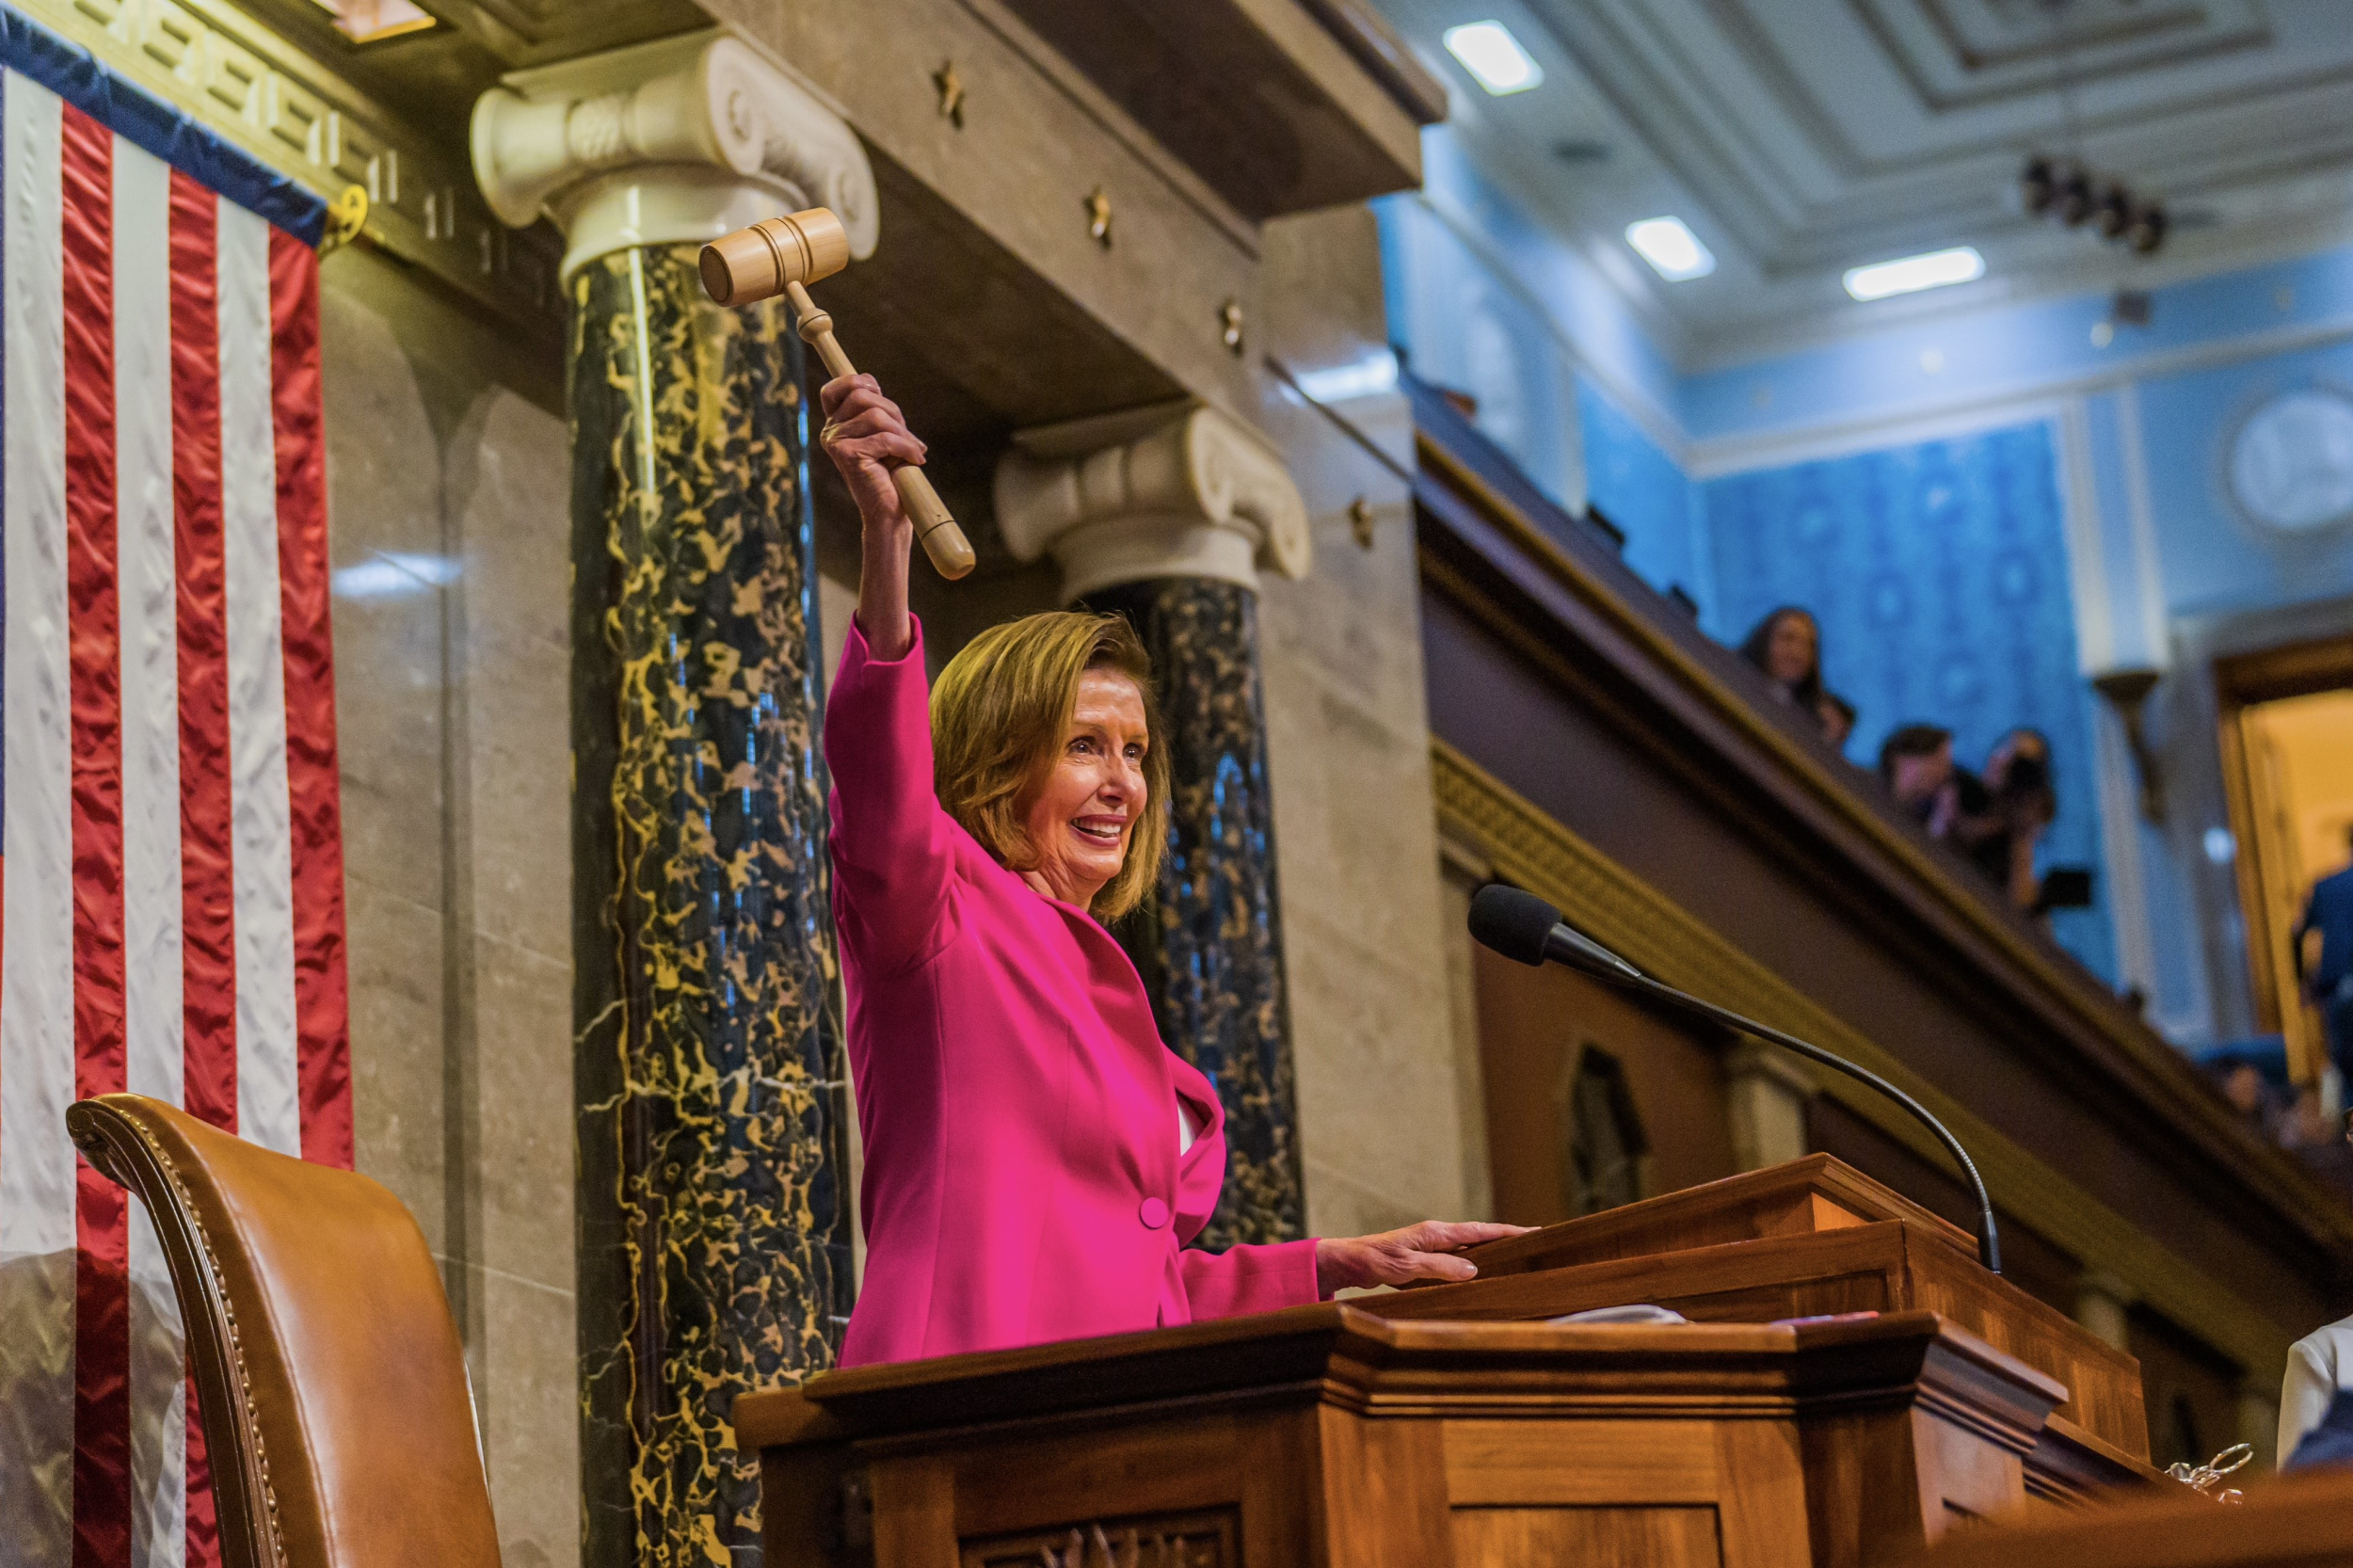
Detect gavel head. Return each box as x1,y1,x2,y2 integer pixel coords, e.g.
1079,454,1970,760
698,207,851,307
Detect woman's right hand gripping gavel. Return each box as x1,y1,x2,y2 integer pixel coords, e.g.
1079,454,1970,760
820,373,927,664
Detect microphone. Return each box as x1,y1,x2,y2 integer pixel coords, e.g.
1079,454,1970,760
1468,884,2003,1274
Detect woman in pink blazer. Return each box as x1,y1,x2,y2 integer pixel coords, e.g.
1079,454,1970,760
820,375,1524,1368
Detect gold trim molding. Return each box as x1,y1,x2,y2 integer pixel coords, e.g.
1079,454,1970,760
1432,738,2296,1383
18,0,557,329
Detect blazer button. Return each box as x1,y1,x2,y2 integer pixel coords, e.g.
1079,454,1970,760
1139,1196,1170,1229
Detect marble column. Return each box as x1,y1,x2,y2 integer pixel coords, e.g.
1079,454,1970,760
472,32,875,1568
997,406,1313,1246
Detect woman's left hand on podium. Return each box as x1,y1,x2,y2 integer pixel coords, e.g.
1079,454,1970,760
1314,1220,1535,1293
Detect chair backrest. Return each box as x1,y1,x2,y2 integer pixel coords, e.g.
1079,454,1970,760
68,1094,502,1568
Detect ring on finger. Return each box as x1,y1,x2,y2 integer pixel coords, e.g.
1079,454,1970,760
820,421,844,445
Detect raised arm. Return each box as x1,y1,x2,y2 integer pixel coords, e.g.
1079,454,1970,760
820,376,954,972
819,373,924,660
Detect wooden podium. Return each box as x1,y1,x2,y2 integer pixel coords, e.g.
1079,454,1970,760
1352,1154,2154,1494
736,1158,2165,1566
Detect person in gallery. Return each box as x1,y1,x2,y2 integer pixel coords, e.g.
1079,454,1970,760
1819,692,1858,752
1739,606,1825,714
2295,826,2353,1086
1880,724,1961,838
1953,728,2057,914
1737,605,1854,745
815,372,1526,1368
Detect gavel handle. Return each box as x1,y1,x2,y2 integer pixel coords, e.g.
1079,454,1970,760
783,280,976,581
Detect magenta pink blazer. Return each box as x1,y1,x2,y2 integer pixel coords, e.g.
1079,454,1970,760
824,619,1322,1368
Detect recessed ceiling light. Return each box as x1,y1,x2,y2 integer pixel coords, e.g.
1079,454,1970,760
1444,22,1544,96
310,0,435,42
1842,247,1985,301
1625,217,1716,281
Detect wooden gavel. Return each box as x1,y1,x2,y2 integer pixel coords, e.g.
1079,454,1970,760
699,208,976,581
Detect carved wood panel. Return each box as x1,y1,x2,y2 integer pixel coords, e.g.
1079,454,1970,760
961,1510,1235,1568
1452,1505,1724,1567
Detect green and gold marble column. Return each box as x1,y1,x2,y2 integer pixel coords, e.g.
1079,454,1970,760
471,32,881,1568
1000,405,1316,1248
568,245,848,1568
567,242,847,1568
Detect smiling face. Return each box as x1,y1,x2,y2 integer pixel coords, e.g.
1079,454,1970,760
1018,667,1151,909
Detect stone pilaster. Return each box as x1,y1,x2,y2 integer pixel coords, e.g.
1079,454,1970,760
472,31,867,1568
997,406,1312,1246
2074,1269,2137,1354
2239,1376,2281,1472
1723,1041,1814,1172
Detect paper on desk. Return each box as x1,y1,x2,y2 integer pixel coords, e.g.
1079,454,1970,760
1544,1304,1691,1325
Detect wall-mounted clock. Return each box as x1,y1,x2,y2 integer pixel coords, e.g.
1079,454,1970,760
2229,386,2353,534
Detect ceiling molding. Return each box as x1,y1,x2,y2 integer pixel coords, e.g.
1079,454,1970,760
1687,305,2353,476
1381,0,2353,355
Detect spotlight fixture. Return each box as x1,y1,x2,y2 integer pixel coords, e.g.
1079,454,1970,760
2019,153,2167,256
2021,155,2057,216
2057,166,2095,226
2095,184,2131,239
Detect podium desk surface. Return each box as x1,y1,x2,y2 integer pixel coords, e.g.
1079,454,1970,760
737,1303,2061,1448
736,1307,2114,1568
1432,1153,1979,1277
1361,1156,2150,1461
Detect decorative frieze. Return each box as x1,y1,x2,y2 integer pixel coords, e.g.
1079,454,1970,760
17,0,560,327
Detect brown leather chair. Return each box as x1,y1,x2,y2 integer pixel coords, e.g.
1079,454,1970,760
68,1093,502,1568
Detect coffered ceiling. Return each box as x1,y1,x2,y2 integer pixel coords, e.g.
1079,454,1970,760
1375,0,2353,365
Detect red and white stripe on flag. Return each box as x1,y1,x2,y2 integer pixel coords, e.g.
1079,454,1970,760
0,69,352,1568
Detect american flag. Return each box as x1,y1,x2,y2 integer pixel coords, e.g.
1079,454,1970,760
0,18,350,1568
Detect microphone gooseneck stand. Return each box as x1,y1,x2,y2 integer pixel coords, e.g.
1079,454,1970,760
1468,884,2003,1275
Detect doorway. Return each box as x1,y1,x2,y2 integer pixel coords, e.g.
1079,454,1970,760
2216,633,2353,1085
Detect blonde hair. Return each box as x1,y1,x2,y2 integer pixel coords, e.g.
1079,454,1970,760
931,611,1168,919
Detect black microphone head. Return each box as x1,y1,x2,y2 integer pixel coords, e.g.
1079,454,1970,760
1469,884,1562,967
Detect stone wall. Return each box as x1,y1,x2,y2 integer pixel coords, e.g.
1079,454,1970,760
321,247,579,1568
1253,207,1482,1238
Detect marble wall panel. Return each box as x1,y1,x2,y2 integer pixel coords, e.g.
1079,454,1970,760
477,1266,580,1568
341,874,448,1253
320,248,579,1568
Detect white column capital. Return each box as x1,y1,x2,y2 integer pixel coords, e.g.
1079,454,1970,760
994,403,1312,601
470,29,878,282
